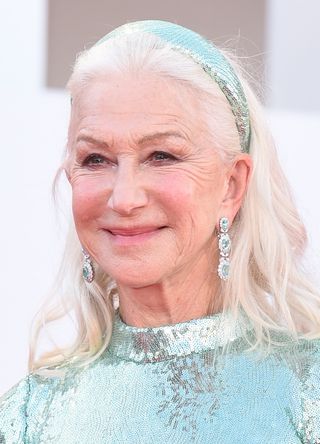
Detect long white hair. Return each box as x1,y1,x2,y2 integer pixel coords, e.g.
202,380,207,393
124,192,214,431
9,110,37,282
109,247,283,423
28,32,320,376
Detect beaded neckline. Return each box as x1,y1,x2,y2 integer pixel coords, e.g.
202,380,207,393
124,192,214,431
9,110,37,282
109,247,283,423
107,310,250,363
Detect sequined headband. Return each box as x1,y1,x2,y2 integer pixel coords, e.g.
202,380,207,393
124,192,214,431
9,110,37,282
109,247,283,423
95,20,251,153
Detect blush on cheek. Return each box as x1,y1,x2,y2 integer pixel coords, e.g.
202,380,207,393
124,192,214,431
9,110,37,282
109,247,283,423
158,174,196,206
72,181,108,222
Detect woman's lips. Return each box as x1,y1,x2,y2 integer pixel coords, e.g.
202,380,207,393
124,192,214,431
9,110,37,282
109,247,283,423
108,227,161,236
105,226,165,246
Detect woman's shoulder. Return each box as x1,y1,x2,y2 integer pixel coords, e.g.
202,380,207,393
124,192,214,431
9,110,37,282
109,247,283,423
0,375,33,442
0,375,30,443
261,334,320,382
279,335,320,366
295,337,320,441
0,368,69,443
270,336,320,442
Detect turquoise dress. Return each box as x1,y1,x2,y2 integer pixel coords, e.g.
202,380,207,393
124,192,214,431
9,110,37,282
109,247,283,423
1,310,320,443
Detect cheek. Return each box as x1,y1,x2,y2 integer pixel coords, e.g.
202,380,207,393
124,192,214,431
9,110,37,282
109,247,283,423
71,176,107,224
156,174,195,211
156,172,219,228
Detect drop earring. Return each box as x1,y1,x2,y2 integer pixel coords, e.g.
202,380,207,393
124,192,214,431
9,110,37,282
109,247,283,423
82,248,94,283
217,217,231,281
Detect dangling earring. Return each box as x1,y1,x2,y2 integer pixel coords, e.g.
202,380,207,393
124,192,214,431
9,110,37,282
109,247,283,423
82,248,94,283
217,217,231,281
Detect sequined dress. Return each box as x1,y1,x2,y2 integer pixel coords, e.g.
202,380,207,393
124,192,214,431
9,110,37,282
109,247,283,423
1,310,320,443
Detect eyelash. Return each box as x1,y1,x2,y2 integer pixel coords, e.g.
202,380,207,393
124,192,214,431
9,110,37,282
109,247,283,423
82,153,107,166
150,151,177,162
81,151,178,167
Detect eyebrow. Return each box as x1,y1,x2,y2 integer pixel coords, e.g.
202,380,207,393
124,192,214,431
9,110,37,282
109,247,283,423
75,131,188,148
137,131,188,145
75,134,110,148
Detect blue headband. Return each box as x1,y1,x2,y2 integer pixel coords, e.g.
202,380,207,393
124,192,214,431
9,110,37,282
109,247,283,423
95,20,251,153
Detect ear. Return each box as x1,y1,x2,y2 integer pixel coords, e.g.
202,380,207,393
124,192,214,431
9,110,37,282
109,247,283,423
219,154,252,224
61,158,71,183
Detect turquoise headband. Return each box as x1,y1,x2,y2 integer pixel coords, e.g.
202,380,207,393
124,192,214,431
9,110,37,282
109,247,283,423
95,20,251,153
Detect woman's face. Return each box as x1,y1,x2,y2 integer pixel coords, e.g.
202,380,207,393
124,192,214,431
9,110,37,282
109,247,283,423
67,74,230,287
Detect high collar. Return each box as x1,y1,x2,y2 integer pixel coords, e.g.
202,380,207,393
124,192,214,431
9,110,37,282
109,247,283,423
107,310,250,363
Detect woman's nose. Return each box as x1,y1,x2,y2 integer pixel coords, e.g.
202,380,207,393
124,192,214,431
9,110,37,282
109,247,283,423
107,163,148,215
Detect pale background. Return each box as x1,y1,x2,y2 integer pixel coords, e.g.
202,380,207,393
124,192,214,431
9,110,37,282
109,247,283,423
0,0,319,395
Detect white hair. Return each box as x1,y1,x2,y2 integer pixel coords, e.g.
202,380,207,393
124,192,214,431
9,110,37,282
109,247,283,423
28,32,320,377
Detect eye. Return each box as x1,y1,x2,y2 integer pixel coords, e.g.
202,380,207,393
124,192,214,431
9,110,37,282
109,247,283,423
151,151,177,162
82,153,109,166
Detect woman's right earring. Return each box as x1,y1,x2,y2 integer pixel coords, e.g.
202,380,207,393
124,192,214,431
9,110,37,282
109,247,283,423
82,248,94,283
217,217,231,281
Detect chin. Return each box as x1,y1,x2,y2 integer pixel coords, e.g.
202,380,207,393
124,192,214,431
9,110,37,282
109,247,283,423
104,263,167,289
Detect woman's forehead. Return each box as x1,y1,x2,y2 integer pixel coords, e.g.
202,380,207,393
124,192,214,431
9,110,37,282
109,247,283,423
74,73,198,113
69,75,208,143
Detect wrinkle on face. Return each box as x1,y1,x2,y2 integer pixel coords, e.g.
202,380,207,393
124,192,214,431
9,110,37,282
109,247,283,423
66,72,230,323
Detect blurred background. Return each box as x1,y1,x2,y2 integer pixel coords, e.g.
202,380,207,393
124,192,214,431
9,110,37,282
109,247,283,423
0,0,319,394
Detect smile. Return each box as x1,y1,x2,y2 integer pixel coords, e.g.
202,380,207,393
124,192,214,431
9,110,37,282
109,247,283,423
104,226,166,246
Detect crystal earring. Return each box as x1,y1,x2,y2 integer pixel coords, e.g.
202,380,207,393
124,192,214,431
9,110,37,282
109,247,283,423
82,248,94,283
217,217,231,281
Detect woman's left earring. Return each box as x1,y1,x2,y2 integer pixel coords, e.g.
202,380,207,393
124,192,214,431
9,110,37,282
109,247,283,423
82,248,94,283
217,217,231,281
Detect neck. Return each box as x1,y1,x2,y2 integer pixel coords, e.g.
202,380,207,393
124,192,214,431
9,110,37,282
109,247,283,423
117,256,222,328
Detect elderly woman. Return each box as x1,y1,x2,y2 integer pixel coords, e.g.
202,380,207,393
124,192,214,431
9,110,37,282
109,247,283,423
1,20,320,443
